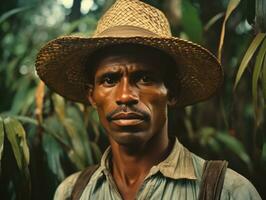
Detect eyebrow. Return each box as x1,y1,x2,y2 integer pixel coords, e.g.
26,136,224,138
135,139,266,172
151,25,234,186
95,71,122,83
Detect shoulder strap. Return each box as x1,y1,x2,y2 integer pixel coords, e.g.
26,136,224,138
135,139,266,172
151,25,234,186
70,164,100,200
198,160,228,200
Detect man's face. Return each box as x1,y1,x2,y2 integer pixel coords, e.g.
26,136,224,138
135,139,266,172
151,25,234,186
88,46,173,146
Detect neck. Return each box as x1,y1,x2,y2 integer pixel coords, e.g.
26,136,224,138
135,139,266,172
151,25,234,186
109,123,171,186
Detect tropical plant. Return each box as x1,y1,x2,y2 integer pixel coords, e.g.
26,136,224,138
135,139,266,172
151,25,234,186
0,0,265,199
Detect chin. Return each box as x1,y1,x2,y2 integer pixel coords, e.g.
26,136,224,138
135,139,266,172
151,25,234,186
111,130,150,146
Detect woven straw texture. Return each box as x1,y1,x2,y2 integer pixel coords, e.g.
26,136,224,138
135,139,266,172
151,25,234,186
35,0,223,106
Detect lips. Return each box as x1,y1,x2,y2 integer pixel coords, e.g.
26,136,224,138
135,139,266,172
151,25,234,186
110,112,145,126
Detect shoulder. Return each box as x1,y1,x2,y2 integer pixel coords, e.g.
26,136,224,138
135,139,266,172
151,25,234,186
53,171,81,200
222,168,261,199
190,153,261,199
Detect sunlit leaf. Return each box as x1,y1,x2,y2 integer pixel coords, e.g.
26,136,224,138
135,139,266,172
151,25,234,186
4,117,30,170
35,81,45,124
218,0,241,61
0,117,4,166
0,6,31,24
252,37,266,123
234,33,266,89
52,94,65,121
216,133,251,167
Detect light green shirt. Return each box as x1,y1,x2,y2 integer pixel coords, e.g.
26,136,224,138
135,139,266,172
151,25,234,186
54,138,261,199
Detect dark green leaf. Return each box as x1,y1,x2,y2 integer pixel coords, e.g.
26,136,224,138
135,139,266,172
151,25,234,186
216,133,251,167
0,6,31,24
181,0,203,43
0,117,4,167
262,49,266,101
256,0,266,32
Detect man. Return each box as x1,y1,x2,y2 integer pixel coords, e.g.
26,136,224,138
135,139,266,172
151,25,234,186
35,0,261,199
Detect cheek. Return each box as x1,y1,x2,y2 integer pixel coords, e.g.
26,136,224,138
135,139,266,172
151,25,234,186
92,87,115,117
140,86,168,114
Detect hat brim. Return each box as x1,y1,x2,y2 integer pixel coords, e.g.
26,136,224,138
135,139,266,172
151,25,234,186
35,36,223,107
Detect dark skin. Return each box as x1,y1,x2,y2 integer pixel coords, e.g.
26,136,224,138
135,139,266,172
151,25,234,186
87,45,176,200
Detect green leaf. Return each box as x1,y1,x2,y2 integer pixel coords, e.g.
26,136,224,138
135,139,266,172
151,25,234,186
0,6,31,24
204,12,224,31
181,0,203,43
234,33,266,89
252,37,266,122
90,141,102,163
4,117,30,170
218,0,241,61
216,133,251,167
256,0,266,32
262,49,266,102
262,141,266,162
0,117,4,166
42,134,65,180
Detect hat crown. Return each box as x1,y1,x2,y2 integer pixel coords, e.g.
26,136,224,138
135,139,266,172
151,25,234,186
93,0,172,37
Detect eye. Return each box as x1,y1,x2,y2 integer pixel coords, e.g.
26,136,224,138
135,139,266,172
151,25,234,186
139,75,154,83
101,74,119,87
134,72,157,85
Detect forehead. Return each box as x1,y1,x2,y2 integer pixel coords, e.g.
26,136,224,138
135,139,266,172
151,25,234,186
89,44,173,75
94,54,163,76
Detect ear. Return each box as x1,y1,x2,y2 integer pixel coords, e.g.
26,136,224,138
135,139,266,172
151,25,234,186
167,89,177,107
167,97,177,107
86,84,97,109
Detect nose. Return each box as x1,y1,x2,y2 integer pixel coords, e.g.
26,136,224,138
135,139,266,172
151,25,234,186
116,77,139,106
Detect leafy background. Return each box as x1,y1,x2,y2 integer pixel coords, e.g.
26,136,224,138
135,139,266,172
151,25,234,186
0,0,266,199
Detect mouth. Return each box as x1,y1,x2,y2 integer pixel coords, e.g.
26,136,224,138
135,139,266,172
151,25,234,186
110,112,146,126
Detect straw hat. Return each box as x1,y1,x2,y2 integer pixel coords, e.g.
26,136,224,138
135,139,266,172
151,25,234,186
35,0,223,107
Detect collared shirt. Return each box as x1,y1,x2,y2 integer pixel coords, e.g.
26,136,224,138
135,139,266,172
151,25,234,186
54,138,261,200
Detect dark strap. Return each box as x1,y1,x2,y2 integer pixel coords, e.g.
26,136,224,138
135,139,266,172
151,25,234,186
198,160,228,200
71,164,100,200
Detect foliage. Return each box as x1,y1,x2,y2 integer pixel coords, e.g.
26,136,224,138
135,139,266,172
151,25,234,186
0,0,265,199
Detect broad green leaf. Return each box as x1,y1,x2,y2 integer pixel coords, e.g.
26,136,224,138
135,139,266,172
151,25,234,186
252,37,266,122
234,33,266,89
0,117,4,165
181,0,203,43
216,133,251,167
42,134,65,180
4,117,30,170
218,0,241,61
0,6,31,24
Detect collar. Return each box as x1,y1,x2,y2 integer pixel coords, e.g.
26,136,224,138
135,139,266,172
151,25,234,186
98,137,197,180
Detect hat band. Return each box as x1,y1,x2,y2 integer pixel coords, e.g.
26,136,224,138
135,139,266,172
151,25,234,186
94,25,161,38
